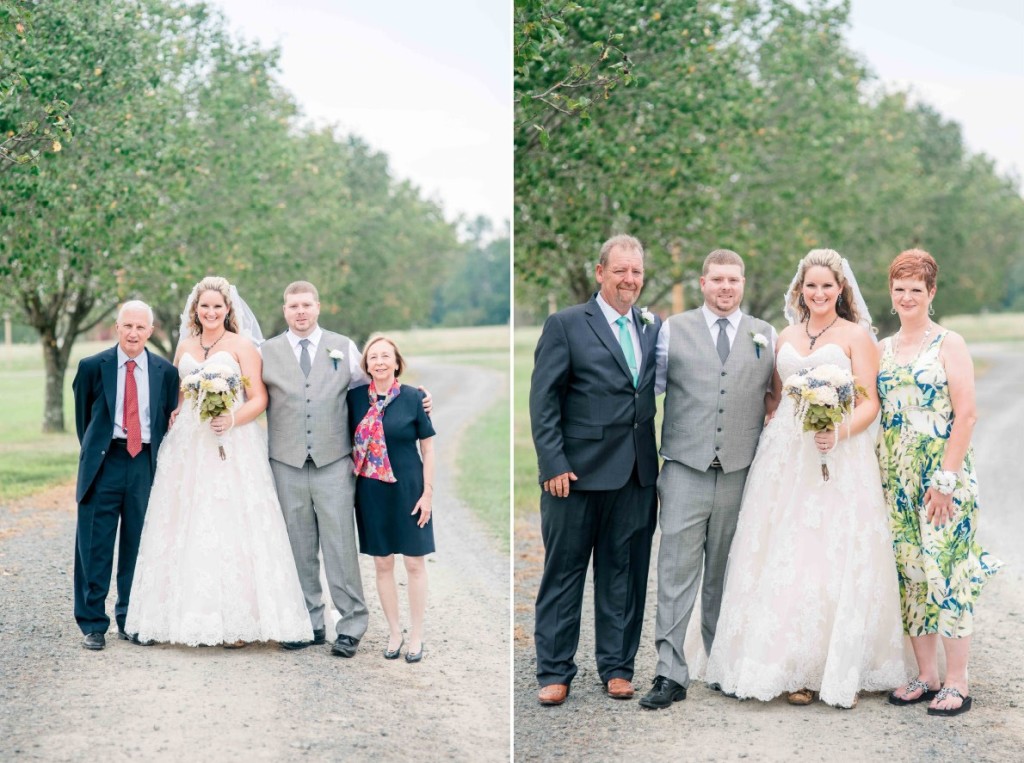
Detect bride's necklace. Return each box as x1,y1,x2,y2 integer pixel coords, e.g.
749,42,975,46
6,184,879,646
805,314,840,350
893,321,933,364
199,330,227,359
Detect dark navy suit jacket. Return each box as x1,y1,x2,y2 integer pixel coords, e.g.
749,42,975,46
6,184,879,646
72,345,180,502
529,296,662,492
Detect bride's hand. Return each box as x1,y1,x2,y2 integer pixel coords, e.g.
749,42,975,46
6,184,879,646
813,429,838,451
168,408,180,429
209,414,232,436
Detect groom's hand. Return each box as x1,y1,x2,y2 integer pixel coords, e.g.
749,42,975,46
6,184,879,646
543,471,577,498
418,386,432,415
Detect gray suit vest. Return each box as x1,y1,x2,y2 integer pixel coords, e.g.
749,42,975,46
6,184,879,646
262,330,354,468
660,310,775,473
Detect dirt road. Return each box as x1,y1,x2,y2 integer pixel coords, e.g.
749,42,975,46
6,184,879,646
0,358,510,761
514,342,1024,762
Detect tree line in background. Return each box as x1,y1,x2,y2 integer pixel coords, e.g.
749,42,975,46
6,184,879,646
515,0,1024,326
0,0,508,432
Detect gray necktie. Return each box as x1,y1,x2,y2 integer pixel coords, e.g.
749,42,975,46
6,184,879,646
299,338,312,377
716,318,731,364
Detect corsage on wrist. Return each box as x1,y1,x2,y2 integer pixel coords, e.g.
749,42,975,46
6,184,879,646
931,470,957,496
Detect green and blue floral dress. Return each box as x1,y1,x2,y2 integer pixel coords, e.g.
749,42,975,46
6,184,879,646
877,332,1002,638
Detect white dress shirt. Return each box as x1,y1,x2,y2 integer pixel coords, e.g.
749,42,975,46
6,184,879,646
655,305,777,394
596,293,643,370
112,346,152,443
285,326,369,388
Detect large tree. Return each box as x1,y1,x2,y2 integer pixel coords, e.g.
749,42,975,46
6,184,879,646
514,0,1024,327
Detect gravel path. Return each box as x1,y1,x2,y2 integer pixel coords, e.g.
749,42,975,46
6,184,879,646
0,357,510,761
514,342,1024,762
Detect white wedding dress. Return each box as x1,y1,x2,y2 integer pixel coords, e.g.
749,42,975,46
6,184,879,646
696,343,907,707
125,351,312,646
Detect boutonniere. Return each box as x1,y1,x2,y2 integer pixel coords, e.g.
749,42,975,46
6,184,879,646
639,306,654,333
328,348,344,370
751,332,768,359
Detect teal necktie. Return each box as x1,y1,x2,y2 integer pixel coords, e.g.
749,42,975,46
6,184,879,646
616,316,639,387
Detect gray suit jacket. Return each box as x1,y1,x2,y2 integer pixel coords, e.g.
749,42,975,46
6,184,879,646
660,310,775,473
262,330,355,468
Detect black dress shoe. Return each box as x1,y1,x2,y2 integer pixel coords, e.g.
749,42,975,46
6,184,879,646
404,643,424,663
281,628,326,651
638,676,687,710
383,636,404,660
83,632,106,651
331,634,360,658
118,630,154,646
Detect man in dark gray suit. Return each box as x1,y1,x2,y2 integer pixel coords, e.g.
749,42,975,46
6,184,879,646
530,234,662,706
639,249,777,709
72,300,179,650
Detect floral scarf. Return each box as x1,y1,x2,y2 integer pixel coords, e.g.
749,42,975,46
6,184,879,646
352,380,401,482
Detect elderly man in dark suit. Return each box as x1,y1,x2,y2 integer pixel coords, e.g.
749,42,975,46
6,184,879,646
529,234,662,706
72,300,179,650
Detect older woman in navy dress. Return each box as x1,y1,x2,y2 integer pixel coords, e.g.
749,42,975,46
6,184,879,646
347,335,435,663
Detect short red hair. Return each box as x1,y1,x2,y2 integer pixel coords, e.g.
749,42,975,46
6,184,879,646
889,249,938,291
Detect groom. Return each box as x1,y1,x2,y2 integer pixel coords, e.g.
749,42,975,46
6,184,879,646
530,234,661,705
639,249,777,709
262,281,370,656
262,281,432,656
72,300,179,650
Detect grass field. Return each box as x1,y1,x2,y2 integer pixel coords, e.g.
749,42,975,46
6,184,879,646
513,312,1023,518
0,327,511,548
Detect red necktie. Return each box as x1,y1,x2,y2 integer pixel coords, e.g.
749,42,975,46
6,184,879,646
124,359,142,458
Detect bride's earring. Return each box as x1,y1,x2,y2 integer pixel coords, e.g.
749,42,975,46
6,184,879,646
798,295,807,308
836,294,843,306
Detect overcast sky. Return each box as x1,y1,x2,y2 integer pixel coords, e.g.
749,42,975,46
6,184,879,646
206,1,1021,229
846,0,1024,184
208,0,510,229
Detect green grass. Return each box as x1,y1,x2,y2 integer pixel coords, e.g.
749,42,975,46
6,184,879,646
942,312,1024,343
454,386,510,549
382,325,509,356
514,328,539,520
0,342,103,501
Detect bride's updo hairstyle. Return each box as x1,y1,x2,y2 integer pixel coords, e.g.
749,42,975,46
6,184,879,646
187,275,241,335
786,248,861,326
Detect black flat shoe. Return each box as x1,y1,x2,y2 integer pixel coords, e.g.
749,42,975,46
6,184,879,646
384,637,404,660
404,644,424,663
281,628,326,651
638,676,686,710
82,632,105,651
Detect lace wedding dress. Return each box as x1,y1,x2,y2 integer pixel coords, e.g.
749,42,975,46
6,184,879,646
698,342,907,707
125,351,312,645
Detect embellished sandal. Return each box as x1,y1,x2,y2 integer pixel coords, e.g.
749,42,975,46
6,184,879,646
787,688,814,705
926,687,972,717
888,678,939,706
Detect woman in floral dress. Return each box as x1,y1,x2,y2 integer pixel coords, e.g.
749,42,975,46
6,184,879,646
877,249,1002,717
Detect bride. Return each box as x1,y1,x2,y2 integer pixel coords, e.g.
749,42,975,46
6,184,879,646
125,276,312,646
700,249,906,708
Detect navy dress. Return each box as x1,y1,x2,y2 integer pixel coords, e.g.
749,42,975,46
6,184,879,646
348,384,436,556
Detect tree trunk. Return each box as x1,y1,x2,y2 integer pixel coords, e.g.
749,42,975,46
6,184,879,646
40,329,69,433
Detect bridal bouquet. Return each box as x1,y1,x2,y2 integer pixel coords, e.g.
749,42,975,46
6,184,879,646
782,364,866,481
181,363,249,460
